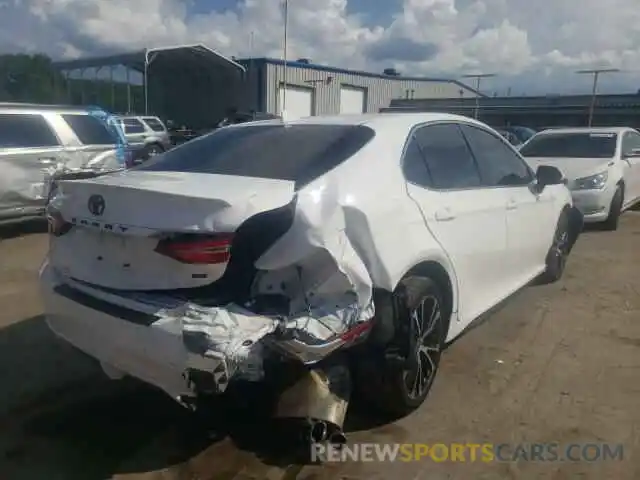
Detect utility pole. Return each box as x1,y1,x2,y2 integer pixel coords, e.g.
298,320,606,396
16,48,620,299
576,68,620,126
461,73,497,119
280,0,289,117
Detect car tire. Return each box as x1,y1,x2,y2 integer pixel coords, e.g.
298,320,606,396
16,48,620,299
539,208,571,284
352,276,447,418
602,185,623,231
145,144,164,158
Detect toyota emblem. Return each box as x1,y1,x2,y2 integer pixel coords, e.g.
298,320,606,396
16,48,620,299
87,194,106,216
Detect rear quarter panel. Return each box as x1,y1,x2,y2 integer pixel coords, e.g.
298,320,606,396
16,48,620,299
308,128,460,317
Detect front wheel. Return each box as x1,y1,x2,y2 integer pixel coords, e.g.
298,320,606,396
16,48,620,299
601,186,623,231
539,209,571,284
353,276,447,418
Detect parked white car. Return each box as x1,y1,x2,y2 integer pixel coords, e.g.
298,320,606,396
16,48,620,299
519,127,640,230
40,113,582,438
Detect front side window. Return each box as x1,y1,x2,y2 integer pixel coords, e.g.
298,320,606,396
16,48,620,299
62,114,117,145
519,132,618,159
0,113,59,148
460,125,533,187
413,123,481,189
136,124,375,188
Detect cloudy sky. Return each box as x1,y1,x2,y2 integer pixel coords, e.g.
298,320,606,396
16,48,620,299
2,0,640,95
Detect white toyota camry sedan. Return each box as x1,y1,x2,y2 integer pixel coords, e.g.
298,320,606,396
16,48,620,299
520,127,640,230
40,113,582,438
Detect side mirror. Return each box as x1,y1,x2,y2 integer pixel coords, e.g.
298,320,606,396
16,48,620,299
535,165,565,191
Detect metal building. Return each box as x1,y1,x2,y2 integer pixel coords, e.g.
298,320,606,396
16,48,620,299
237,57,481,119
53,44,246,129
51,44,481,127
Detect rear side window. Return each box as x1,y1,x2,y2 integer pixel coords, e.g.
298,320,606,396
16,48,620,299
0,113,59,148
137,124,375,188
413,123,481,189
62,114,116,145
121,118,146,134
142,117,166,132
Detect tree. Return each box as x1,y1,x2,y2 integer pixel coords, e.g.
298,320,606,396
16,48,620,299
0,53,67,103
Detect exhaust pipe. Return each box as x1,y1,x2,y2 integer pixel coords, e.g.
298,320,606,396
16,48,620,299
274,359,351,444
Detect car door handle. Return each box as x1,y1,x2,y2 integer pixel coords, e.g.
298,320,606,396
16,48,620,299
435,209,455,221
507,200,518,210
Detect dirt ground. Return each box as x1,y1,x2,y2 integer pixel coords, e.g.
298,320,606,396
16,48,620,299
0,216,639,480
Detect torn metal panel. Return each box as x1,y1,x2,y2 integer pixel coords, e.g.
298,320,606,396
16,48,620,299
179,181,376,391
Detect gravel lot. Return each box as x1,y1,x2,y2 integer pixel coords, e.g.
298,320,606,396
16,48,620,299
1,216,639,479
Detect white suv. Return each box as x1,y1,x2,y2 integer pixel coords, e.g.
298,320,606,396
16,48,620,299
0,103,129,225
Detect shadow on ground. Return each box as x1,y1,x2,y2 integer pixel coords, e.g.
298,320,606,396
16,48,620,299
0,219,48,240
0,316,393,479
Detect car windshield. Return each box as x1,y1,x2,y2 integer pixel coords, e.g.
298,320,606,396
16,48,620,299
519,132,618,158
135,124,375,188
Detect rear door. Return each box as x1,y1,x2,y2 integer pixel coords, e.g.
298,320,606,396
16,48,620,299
119,117,148,147
460,123,555,284
56,112,122,171
403,122,509,324
0,112,64,219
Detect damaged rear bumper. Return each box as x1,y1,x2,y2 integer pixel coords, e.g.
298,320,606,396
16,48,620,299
40,262,374,401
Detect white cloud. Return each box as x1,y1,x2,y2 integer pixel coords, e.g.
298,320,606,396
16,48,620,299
2,0,640,94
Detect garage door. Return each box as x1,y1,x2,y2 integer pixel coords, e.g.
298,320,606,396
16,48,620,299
340,86,366,114
278,85,313,120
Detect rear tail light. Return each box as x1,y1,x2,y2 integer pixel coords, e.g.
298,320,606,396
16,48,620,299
154,234,235,264
47,210,72,237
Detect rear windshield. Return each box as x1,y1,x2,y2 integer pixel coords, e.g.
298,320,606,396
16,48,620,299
142,117,166,132
519,132,618,158
62,114,117,145
136,124,375,187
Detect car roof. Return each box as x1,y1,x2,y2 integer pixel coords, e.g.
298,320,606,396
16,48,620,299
535,126,633,135
229,112,488,132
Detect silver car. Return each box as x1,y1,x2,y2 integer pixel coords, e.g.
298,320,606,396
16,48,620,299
0,103,129,225
116,115,171,157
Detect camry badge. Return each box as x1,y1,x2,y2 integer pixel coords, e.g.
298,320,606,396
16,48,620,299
87,194,106,216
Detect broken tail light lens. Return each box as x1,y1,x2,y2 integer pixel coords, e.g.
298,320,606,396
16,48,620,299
47,210,72,237
154,234,235,264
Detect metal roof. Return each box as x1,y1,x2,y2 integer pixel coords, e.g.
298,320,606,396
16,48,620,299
237,57,484,96
52,44,246,74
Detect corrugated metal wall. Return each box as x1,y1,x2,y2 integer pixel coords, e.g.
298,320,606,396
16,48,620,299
261,63,478,116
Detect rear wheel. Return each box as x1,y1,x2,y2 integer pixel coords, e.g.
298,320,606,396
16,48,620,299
145,143,164,158
602,185,623,231
353,276,447,418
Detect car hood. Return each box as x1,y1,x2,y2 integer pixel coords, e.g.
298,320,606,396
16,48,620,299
524,157,612,180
